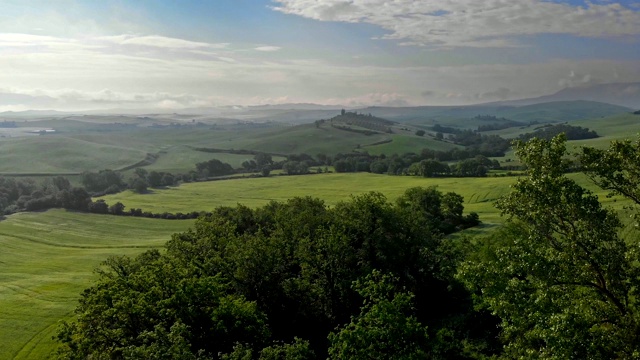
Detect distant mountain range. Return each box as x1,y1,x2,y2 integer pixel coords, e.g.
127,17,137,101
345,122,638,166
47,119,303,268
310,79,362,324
0,82,637,121
493,82,640,109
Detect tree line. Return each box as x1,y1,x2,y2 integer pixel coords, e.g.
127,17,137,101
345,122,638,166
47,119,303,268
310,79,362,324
474,115,525,132
332,152,500,177
0,148,500,219
518,123,599,141
0,176,92,215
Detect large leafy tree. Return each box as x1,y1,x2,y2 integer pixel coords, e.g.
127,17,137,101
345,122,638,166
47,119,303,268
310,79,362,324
328,271,429,360
460,135,640,358
580,135,640,209
55,251,270,359
57,188,486,359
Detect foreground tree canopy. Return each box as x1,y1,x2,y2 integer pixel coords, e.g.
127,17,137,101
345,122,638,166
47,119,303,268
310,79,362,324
461,134,640,359
55,187,484,359
56,134,640,359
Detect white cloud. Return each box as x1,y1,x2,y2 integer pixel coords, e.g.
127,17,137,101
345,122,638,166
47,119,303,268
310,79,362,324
96,35,229,49
0,33,81,48
475,87,513,101
254,46,282,52
0,87,223,110
324,92,412,107
272,0,640,47
0,29,639,110
0,104,31,112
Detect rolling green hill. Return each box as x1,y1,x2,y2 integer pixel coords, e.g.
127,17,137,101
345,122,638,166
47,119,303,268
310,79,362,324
0,136,148,174
485,112,640,148
362,101,630,128
0,102,634,176
143,145,286,173
212,123,394,155
364,134,461,154
98,171,629,225
0,210,193,359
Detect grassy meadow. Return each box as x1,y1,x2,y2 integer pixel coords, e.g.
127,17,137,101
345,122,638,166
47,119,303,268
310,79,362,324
98,171,631,226
0,210,193,359
364,133,461,154
0,136,147,174
99,173,511,223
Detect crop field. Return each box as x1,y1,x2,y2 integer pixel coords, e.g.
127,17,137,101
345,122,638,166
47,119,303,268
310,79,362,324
228,123,392,155
0,210,193,359
0,136,148,174
364,134,461,154
98,171,629,225
141,145,286,174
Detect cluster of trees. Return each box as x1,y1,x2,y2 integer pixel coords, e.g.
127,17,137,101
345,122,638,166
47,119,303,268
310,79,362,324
282,161,309,175
81,169,126,194
407,156,499,177
56,134,640,358
430,125,514,157
518,124,599,141
0,120,17,128
88,199,207,220
330,123,382,136
195,159,235,178
279,154,330,176
448,130,511,157
0,176,93,215
241,153,274,175
82,157,245,196
82,167,186,195
55,187,483,359
328,111,394,134
0,175,198,217
474,115,524,132
143,169,176,188
195,153,281,179
430,124,461,134
331,151,500,177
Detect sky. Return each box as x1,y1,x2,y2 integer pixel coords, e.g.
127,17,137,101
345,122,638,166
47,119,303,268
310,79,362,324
0,0,639,111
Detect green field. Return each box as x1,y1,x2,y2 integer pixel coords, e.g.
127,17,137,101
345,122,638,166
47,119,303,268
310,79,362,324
99,171,629,225
0,210,193,359
0,136,148,174
140,146,286,174
364,134,461,154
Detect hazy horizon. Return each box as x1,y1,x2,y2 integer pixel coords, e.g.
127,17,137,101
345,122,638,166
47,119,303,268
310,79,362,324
1,0,640,112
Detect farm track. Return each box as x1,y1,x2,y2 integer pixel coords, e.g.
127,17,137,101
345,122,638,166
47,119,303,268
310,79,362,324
12,322,59,360
0,149,164,177
0,231,159,249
